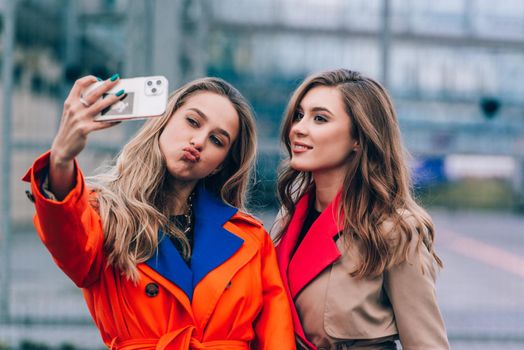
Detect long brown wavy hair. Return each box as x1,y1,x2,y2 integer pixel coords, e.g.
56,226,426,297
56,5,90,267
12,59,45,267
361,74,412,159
276,69,442,278
87,77,257,282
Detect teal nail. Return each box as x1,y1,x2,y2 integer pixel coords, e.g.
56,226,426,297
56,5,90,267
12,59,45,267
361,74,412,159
96,77,103,81
115,89,125,97
110,73,120,82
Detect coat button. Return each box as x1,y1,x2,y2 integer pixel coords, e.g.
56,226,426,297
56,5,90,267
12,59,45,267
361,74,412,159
145,283,159,297
25,190,35,203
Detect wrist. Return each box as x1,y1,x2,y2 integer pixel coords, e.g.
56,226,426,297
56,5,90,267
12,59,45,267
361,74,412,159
50,149,74,169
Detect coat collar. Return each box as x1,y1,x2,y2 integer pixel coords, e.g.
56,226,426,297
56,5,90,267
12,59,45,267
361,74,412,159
145,184,243,302
191,218,258,331
276,189,343,349
287,190,343,298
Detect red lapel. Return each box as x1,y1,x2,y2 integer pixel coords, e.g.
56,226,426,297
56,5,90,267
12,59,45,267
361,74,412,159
287,191,342,298
276,190,343,349
276,192,312,348
275,191,311,281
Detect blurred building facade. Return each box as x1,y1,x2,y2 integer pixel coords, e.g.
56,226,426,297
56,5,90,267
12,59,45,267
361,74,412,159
5,0,524,210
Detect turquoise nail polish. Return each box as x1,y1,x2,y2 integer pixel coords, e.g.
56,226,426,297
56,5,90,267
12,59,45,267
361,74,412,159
96,77,103,81
110,73,120,82
115,89,125,97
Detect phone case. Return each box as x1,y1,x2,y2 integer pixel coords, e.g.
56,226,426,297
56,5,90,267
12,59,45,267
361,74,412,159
83,76,169,122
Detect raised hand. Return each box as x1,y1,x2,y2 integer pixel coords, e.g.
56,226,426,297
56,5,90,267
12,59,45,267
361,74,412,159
49,74,124,199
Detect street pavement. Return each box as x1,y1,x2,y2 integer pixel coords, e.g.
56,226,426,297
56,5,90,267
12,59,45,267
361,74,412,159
0,209,523,349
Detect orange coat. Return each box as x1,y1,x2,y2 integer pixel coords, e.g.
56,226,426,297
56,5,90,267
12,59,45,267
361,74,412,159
23,152,295,350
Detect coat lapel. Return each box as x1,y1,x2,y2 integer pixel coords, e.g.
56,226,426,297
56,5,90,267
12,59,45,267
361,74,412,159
275,192,310,279
138,263,193,317
145,184,243,303
192,218,258,331
191,184,243,287
275,192,312,346
145,232,194,299
288,191,343,298
276,190,343,349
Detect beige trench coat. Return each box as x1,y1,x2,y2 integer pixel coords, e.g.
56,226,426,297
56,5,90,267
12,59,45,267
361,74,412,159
276,190,450,350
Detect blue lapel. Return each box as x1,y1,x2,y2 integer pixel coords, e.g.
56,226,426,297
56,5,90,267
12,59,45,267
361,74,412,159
146,231,194,298
145,184,243,302
191,185,243,287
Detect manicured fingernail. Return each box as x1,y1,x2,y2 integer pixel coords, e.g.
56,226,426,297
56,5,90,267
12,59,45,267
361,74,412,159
119,93,128,100
96,77,103,81
115,89,125,97
110,73,120,82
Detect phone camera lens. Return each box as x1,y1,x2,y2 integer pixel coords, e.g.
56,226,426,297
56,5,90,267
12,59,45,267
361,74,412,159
156,80,161,85
147,81,153,86
152,88,157,93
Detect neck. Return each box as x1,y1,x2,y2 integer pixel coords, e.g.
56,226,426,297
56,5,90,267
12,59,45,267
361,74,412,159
312,169,346,212
168,179,198,215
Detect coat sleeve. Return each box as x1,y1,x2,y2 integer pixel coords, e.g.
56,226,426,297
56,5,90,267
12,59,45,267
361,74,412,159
22,151,105,288
252,230,296,350
384,234,450,350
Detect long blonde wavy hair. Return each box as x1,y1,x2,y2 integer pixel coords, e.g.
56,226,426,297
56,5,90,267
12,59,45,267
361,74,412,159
277,69,442,278
87,77,257,282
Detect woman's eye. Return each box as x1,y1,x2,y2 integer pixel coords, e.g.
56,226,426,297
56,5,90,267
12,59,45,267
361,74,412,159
186,117,199,127
293,111,304,122
313,115,327,123
210,135,224,147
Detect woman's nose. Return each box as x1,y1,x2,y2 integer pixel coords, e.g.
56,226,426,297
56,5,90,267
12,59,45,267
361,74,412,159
189,133,205,151
291,118,308,137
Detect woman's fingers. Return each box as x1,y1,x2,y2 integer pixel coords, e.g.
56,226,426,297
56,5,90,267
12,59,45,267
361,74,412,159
51,75,125,164
89,120,122,132
86,90,125,118
60,74,123,126
63,74,121,111
82,74,121,106
65,76,99,104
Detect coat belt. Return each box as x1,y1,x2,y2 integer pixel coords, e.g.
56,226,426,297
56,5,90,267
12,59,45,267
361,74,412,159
110,325,249,350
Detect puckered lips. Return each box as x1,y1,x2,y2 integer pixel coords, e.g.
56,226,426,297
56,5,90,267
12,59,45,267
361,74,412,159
182,146,200,162
292,141,313,154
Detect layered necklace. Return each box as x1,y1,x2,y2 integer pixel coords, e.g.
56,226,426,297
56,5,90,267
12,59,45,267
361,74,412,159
180,192,194,235
172,192,195,235
168,192,196,265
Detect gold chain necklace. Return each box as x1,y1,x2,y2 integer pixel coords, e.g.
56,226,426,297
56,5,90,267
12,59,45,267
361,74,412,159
181,192,194,235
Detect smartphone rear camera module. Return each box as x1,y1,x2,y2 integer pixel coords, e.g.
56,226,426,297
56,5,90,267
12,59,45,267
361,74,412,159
145,78,164,96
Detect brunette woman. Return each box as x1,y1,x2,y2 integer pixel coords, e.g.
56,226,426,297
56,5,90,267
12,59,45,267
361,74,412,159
274,69,449,350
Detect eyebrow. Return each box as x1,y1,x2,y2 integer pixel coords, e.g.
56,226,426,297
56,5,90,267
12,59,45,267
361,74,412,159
188,107,232,142
297,105,334,116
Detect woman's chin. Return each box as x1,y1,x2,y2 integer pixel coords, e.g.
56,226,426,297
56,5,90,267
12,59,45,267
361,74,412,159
290,162,313,173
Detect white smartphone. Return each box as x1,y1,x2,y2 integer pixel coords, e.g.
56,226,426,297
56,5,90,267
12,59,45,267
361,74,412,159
83,76,169,122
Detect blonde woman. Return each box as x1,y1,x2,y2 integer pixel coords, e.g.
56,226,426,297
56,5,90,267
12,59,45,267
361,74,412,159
274,69,449,349
23,74,295,349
